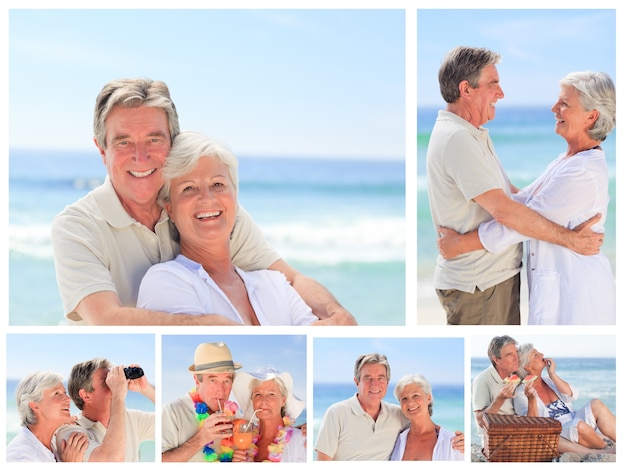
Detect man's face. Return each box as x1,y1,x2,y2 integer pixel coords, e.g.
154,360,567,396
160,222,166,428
355,363,388,408
493,343,519,377
195,372,234,413
467,64,505,126
82,367,112,413
96,105,171,216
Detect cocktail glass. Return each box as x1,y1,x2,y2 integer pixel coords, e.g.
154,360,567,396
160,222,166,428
233,419,255,450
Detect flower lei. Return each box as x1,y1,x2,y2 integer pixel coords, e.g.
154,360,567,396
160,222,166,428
247,416,295,462
189,389,238,462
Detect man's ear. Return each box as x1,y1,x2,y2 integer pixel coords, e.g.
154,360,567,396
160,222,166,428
79,388,90,403
459,80,471,97
94,137,107,165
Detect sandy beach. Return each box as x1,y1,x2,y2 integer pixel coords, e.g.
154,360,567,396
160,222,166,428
416,272,530,326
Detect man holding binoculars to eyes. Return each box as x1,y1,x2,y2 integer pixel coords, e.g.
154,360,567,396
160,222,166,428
54,358,155,462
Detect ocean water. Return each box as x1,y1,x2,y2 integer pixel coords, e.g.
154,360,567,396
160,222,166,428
312,382,464,450
417,106,617,279
6,379,156,461
469,357,616,446
9,151,405,326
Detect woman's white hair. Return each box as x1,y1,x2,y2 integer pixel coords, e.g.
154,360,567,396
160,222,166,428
393,373,434,416
516,343,535,379
16,371,64,426
559,71,615,142
159,131,239,204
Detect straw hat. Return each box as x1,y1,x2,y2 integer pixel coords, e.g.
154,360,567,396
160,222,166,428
188,342,242,374
232,366,305,420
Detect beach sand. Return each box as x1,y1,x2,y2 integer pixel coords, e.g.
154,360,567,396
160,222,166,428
416,272,530,326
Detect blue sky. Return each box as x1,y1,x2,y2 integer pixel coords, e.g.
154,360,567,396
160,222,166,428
161,334,306,405
313,337,464,386
470,334,616,359
8,8,404,159
418,9,616,108
5,333,156,381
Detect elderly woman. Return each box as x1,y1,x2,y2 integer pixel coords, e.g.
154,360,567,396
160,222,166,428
389,374,463,461
437,71,616,324
136,131,317,325
514,343,616,450
231,367,306,462
7,371,88,462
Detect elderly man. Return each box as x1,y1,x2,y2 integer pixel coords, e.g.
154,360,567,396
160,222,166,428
472,335,531,437
51,77,356,326
315,353,408,460
162,342,243,462
426,46,602,325
55,358,155,462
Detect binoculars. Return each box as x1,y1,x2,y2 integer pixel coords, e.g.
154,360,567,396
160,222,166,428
124,366,144,380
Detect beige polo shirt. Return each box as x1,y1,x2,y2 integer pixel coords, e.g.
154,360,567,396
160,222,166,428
426,110,522,292
54,409,154,462
315,394,408,460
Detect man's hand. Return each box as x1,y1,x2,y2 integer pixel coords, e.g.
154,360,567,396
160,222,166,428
269,259,357,325
60,431,89,462
497,381,518,400
569,213,603,255
125,363,156,403
196,412,233,446
106,366,129,399
451,430,464,453
312,307,357,326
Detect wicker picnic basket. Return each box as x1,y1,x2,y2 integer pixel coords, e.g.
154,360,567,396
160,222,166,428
482,413,562,462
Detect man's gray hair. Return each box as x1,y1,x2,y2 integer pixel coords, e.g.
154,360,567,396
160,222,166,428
93,77,180,149
438,46,502,104
487,335,517,368
68,358,113,411
353,353,390,382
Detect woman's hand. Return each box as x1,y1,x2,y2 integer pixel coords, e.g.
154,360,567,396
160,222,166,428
231,449,251,462
523,380,537,399
60,431,89,462
451,430,464,454
544,357,557,375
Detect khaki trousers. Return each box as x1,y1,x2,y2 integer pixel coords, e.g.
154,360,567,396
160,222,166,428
436,273,521,325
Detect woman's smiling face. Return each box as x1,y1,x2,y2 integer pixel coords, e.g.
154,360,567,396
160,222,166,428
165,155,237,247
398,383,431,419
551,85,597,143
